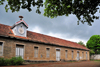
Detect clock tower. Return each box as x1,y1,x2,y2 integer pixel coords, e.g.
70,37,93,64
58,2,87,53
11,16,28,37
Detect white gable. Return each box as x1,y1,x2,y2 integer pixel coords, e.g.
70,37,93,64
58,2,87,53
11,20,28,37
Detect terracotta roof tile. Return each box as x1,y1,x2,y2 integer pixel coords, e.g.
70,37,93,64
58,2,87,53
0,23,89,50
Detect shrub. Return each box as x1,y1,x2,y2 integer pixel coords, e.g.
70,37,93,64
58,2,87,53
4,59,11,66
10,56,24,65
0,58,5,66
0,57,24,66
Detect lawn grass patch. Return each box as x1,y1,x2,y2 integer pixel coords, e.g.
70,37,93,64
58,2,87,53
90,59,100,62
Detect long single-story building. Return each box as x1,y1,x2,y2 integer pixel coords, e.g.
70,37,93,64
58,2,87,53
0,19,90,61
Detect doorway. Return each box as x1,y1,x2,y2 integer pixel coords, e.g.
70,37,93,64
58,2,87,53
56,49,60,61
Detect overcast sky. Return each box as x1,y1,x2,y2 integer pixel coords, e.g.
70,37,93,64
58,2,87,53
0,3,100,45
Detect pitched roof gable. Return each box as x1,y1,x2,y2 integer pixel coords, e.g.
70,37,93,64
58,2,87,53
0,23,89,51
11,20,28,29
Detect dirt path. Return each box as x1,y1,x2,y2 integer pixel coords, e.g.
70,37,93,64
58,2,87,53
1,61,100,67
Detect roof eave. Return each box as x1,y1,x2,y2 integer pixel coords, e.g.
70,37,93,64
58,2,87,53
0,35,90,51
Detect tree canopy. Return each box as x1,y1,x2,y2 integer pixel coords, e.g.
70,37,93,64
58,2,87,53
0,0,100,25
86,35,100,54
77,41,85,45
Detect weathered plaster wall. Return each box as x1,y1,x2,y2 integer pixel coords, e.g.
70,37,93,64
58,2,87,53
91,54,100,60
0,37,89,61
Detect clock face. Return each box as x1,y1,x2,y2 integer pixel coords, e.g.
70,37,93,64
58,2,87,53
18,26,25,34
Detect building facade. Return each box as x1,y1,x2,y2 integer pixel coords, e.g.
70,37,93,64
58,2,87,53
0,19,90,61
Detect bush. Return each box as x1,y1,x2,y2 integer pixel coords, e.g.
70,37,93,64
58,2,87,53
4,59,11,66
10,56,24,65
0,58,5,66
0,57,24,66
0,58,10,66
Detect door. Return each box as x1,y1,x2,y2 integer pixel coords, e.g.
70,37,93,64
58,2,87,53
16,45,24,59
56,49,60,61
77,52,79,60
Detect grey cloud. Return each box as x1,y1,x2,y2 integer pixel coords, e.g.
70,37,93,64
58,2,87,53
0,4,100,44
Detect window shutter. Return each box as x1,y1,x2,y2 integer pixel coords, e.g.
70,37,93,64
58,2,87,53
34,47,38,57
72,51,74,59
82,52,84,59
65,50,67,58
16,45,24,59
0,42,3,56
46,48,50,58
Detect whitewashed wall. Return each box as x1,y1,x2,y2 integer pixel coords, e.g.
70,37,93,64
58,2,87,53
91,54,100,60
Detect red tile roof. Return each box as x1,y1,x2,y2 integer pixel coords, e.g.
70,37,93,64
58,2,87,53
0,23,89,50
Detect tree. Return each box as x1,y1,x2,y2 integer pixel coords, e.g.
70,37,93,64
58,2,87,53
77,41,85,47
89,50,95,55
0,0,100,25
77,41,85,45
86,35,100,54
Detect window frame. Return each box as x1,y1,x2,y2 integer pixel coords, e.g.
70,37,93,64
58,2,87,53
0,41,4,56
34,47,38,58
72,51,74,59
82,52,84,59
46,48,50,58
86,52,88,60
65,50,68,59
16,44,24,59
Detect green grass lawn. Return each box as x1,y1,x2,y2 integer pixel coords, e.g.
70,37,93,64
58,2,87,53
91,59,100,62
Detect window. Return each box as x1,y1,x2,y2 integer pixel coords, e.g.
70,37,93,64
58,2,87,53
34,47,38,58
82,52,84,58
16,44,24,59
46,48,50,58
77,51,80,60
65,50,67,58
0,42,3,56
72,51,74,59
86,52,87,60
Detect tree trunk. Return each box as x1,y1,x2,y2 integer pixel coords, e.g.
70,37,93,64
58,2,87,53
94,49,97,54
